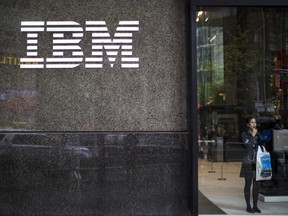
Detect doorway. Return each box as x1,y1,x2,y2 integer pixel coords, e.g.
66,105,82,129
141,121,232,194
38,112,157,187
196,6,288,215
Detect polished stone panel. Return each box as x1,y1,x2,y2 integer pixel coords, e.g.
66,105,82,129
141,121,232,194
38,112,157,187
0,132,188,215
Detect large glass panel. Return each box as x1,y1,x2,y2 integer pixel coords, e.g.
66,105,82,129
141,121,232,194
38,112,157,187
197,7,288,215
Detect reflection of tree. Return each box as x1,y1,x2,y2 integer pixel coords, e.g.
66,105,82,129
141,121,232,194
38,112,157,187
198,58,224,105
225,29,260,77
198,27,273,114
224,27,273,113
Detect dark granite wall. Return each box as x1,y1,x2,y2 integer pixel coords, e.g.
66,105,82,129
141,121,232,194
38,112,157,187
0,0,187,131
0,132,188,216
0,1,189,215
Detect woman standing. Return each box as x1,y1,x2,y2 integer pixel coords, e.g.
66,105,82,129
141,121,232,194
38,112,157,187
240,116,262,213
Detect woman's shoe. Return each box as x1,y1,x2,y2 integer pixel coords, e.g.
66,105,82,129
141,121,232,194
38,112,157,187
247,206,255,213
253,207,261,213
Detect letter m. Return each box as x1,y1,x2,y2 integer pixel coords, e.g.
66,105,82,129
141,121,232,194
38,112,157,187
85,21,139,69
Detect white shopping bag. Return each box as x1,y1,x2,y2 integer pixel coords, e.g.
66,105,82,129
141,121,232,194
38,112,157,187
256,145,272,181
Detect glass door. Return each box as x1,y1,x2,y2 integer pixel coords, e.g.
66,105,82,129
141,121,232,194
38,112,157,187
197,7,288,215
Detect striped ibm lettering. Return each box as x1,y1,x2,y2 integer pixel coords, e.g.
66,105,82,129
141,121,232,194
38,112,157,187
20,21,139,69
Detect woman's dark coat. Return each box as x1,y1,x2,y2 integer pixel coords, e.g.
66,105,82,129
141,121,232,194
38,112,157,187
239,130,262,178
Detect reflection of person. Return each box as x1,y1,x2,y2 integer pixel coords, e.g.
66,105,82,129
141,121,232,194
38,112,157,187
239,116,263,213
124,134,138,187
217,123,226,137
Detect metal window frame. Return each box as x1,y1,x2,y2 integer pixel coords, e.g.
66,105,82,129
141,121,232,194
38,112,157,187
186,0,288,215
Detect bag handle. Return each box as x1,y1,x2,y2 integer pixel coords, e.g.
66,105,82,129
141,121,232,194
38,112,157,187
258,145,267,153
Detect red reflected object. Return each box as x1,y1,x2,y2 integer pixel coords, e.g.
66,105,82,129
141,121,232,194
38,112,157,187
0,90,38,111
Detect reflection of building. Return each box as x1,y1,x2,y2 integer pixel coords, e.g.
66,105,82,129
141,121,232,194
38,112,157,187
197,7,288,140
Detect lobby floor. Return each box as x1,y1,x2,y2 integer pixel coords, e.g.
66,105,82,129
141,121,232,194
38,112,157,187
198,159,288,215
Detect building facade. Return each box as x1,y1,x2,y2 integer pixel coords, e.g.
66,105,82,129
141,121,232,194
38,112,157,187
0,0,288,215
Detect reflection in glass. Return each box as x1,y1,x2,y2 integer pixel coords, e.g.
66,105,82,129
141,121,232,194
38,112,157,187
197,7,288,215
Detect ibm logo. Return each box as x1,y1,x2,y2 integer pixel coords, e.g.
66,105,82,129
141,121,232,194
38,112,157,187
20,21,139,69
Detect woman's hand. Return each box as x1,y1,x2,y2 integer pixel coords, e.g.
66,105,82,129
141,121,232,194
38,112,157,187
252,127,258,137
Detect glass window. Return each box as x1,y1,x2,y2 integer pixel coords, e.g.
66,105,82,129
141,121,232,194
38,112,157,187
197,7,288,215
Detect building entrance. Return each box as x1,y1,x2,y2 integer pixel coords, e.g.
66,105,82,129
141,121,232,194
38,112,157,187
197,6,288,215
